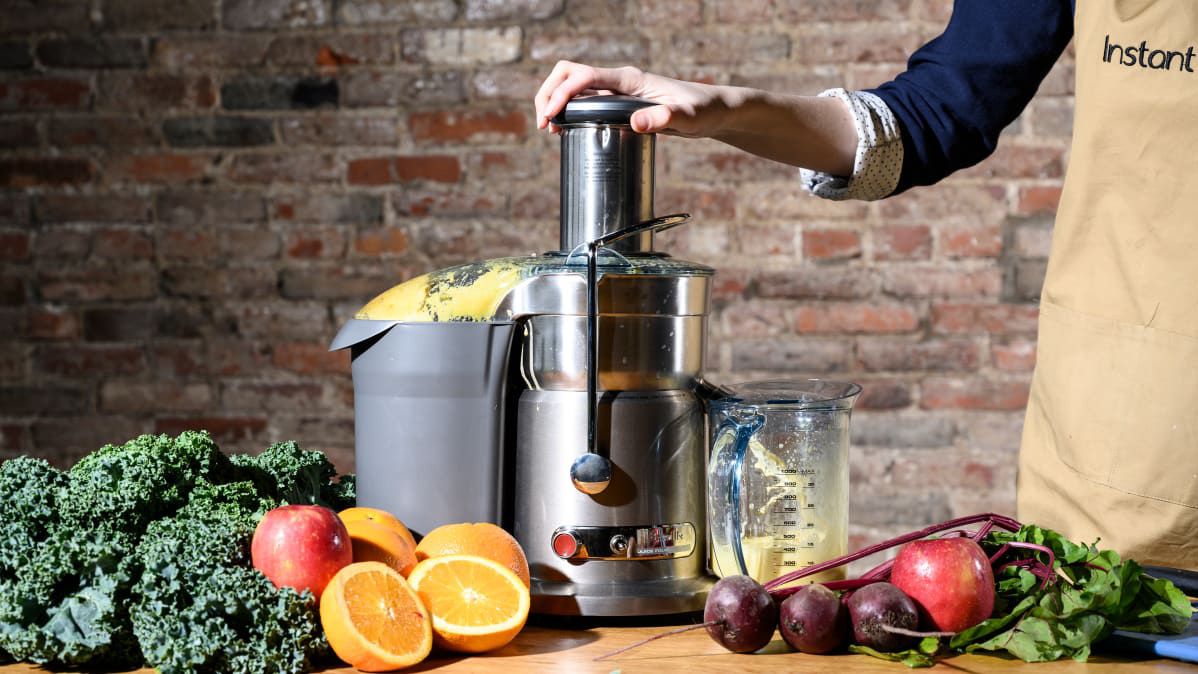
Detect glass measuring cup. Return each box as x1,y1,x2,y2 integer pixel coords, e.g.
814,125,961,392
707,380,861,585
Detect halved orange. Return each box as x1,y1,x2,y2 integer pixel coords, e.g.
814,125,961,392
344,518,418,577
339,507,418,551
319,561,432,672
406,554,530,654
414,522,530,588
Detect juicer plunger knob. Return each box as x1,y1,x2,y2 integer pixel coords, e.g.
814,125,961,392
569,453,612,495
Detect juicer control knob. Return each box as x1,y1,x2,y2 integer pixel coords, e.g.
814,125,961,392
551,530,582,559
609,535,629,555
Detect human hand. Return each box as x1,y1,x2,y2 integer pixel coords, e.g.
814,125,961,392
533,60,731,138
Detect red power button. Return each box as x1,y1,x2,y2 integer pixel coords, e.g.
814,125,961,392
552,531,581,559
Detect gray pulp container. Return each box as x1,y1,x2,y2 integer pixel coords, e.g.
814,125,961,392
330,319,516,536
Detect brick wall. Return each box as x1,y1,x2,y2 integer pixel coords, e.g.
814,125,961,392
0,0,1071,547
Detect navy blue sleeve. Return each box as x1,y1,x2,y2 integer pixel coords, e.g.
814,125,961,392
867,1,1075,195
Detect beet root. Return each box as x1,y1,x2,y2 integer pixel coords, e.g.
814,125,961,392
778,583,849,654
846,582,920,652
703,575,779,653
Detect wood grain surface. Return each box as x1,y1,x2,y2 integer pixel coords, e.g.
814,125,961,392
3,624,1196,673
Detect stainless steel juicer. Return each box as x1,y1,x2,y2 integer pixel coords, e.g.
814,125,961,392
331,95,718,616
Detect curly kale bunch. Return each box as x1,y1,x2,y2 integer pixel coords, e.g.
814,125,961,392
131,480,327,674
0,432,355,673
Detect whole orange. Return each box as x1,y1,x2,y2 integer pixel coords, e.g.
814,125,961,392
344,518,417,577
339,507,418,551
414,522,530,588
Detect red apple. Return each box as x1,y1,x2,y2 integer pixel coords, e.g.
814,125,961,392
889,537,996,633
251,504,353,601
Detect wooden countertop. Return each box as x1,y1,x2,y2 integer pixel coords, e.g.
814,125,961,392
3,624,1196,673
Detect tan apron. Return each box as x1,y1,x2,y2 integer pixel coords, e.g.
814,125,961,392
1017,0,1198,569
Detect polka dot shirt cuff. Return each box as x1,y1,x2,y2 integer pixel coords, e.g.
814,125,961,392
800,88,903,202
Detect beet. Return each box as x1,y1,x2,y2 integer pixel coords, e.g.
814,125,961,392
703,575,778,653
778,584,849,654
846,582,920,652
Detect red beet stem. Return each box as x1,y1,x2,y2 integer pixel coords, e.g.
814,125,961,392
762,513,1021,592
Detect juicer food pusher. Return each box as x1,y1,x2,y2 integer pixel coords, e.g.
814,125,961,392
331,95,721,616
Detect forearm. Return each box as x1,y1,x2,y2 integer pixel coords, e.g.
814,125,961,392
711,88,858,176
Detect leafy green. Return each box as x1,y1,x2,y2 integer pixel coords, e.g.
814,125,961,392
856,524,1194,667
849,637,940,667
0,432,355,672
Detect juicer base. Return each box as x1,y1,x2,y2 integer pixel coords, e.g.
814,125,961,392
530,575,715,616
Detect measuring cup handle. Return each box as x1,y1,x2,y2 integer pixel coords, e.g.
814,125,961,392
715,414,764,578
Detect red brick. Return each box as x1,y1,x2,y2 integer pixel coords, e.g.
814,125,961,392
151,35,268,70
223,227,280,259
157,228,219,259
353,227,409,256
0,77,90,110
0,230,29,260
108,153,210,184
97,73,215,111
33,193,152,223
0,423,28,452
880,185,1007,224
730,337,853,374
471,68,544,102
634,0,701,24
266,33,394,67
93,227,153,258
101,380,211,413
712,0,772,22
466,149,548,182
27,306,79,340
228,153,339,184
527,29,647,62
284,226,346,258
32,418,146,458
992,337,1037,371
162,266,276,299
280,115,398,146
37,344,145,377
665,145,795,183
793,25,919,64
272,342,350,375
33,228,89,259
856,379,914,410
154,416,267,445
222,381,328,412
670,31,789,65
395,188,505,218
48,116,157,148
779,0,912,21
0,119,38,149
740,183,870,221
882,267,1002,299
1016,185,1063,215
0,158,93,188
39,264,158,302
755,268,879,300
803,228,861,261
736,223,794,257
273,192,382,223
717,301,790,338
959,144,1065,180
347,155,460,185
857,338,981,373
204,338,272,377
409,109,525,144
873,224,931,261
279,267,391,300
931,302,1040,335
795,302,920,334
920,377,1030,411
941,224,1003,259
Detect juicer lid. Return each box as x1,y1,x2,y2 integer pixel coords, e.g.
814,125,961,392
713,380,863,411
552,94,657,126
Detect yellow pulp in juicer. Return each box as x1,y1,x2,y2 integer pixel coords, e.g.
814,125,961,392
355,258,527,322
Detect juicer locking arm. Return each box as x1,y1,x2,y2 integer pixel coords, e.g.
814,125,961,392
568,213,691,495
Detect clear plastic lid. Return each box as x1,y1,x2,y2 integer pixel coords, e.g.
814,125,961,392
711,380,862,411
